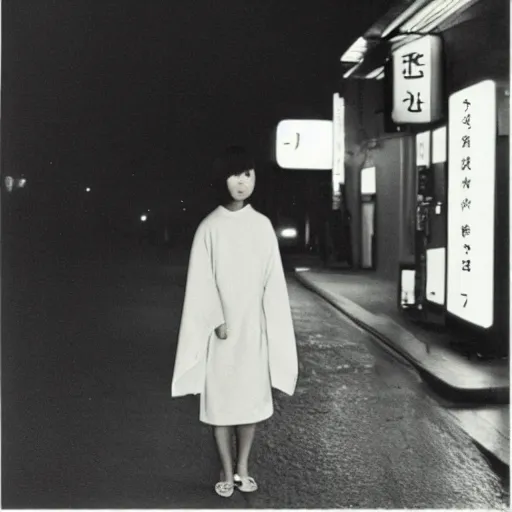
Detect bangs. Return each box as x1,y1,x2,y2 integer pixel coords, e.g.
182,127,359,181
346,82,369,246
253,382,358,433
213,146,255,180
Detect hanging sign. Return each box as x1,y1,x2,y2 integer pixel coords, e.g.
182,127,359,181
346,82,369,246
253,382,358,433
446,80,497,329
392,35,443,124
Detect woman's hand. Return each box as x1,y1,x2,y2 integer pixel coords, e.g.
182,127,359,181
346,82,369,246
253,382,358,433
215,323,228,339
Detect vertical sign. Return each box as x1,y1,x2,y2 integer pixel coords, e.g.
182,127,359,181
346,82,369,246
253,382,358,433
447,80,496,328
392,35,443,124
332,93,345,209
426,247,446,305
432,126,447,164
416,130,431,167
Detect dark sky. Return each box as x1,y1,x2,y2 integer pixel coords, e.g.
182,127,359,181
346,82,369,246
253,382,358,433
3,0,390,225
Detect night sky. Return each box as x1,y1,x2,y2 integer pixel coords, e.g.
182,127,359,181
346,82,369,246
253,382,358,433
3,0,390,233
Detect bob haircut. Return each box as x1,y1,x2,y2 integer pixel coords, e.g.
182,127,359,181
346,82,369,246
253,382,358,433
211,146,256,206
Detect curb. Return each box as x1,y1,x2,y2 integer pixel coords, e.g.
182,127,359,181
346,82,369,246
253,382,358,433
293,272,509,405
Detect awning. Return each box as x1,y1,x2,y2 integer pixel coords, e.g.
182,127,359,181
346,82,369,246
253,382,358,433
340,0,482,80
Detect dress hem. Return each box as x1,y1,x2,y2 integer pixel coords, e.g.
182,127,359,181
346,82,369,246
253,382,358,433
199,410,273,427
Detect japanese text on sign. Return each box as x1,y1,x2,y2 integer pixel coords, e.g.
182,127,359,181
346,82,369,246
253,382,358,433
446,80,496,329
392,35,443,124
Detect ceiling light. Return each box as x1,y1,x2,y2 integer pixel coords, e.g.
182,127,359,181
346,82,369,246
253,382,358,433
401,0,476,33
340,37,368,63
343,65,359,79
381,0,431,38
366,66,385,79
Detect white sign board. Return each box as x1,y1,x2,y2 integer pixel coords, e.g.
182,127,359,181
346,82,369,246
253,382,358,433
432,125,447,164
446,80,496,328
332,93,345,208
392,35,443,124
361,166,376,195
416,131,430,167
400,269,416,306
276,119,333,170
426,247,446,306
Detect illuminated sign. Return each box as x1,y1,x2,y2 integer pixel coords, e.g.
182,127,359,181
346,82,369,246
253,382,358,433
432,126,447,164
332,94,345,208
416,131,430,167
426,247,446,306
400,269,416,307
446,80,496,328
361,167,376,195
276,119,333,170
392,35,443,124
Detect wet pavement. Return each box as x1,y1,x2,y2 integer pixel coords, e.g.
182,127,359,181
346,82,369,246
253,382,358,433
2,240,509,508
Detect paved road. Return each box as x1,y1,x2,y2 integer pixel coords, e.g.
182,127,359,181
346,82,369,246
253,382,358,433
2,241,508,508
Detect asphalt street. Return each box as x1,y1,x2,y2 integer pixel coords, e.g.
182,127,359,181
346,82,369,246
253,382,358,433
2,238,509,508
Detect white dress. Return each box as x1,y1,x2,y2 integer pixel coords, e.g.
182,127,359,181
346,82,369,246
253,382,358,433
171,204,298,427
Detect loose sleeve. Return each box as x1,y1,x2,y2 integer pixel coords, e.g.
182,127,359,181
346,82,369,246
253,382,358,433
171,222,225,397
262,224,299,396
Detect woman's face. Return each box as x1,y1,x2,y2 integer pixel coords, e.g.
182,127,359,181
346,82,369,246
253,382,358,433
226,169,255,202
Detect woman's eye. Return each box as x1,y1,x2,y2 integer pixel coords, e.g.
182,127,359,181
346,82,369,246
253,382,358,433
245,171,251,177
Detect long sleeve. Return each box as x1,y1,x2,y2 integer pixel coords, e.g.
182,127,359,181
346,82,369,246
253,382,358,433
262,225,299,396
171,221,225,397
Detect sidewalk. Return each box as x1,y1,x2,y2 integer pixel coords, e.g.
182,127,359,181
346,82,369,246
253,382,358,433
292,264,509,467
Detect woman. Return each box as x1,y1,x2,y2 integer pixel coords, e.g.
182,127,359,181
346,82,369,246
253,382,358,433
171,146,298,498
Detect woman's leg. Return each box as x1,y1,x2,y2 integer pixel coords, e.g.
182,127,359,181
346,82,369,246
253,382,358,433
235,423,257,477
213,426,235,482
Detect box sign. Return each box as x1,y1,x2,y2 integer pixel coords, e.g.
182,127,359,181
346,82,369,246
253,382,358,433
446,80,496,329
276,119,333,170
400,269,416,307
426,247,446,306
361,166,376,195
392,35,443,124
416,130,430,167
332,94,345,209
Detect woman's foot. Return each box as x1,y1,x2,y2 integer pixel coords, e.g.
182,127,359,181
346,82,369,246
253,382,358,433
216,469,235,497
234,474,258,493
215,481,234,498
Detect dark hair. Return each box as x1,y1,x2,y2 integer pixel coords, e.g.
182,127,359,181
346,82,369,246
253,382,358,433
211,146,256,205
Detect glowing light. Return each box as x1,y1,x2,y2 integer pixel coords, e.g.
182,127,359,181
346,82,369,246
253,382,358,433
140,215,148,222
340,37,368,63
276,119,333,170
5,176,14,193
86,187,91,192
446,80,496,328
280,228,298,239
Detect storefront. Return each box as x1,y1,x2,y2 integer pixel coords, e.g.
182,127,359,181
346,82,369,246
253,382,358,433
339,0,509,353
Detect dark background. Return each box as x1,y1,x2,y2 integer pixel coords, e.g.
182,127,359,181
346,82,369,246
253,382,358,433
2,0,391,243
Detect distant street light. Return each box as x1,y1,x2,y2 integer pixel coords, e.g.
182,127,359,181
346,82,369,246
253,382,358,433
280,228,298,239
140,215,148,222
86,187,91,192
5,176,28,193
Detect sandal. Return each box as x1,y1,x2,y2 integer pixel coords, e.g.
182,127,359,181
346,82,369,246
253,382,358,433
215,481,235,498
234,474,258,493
